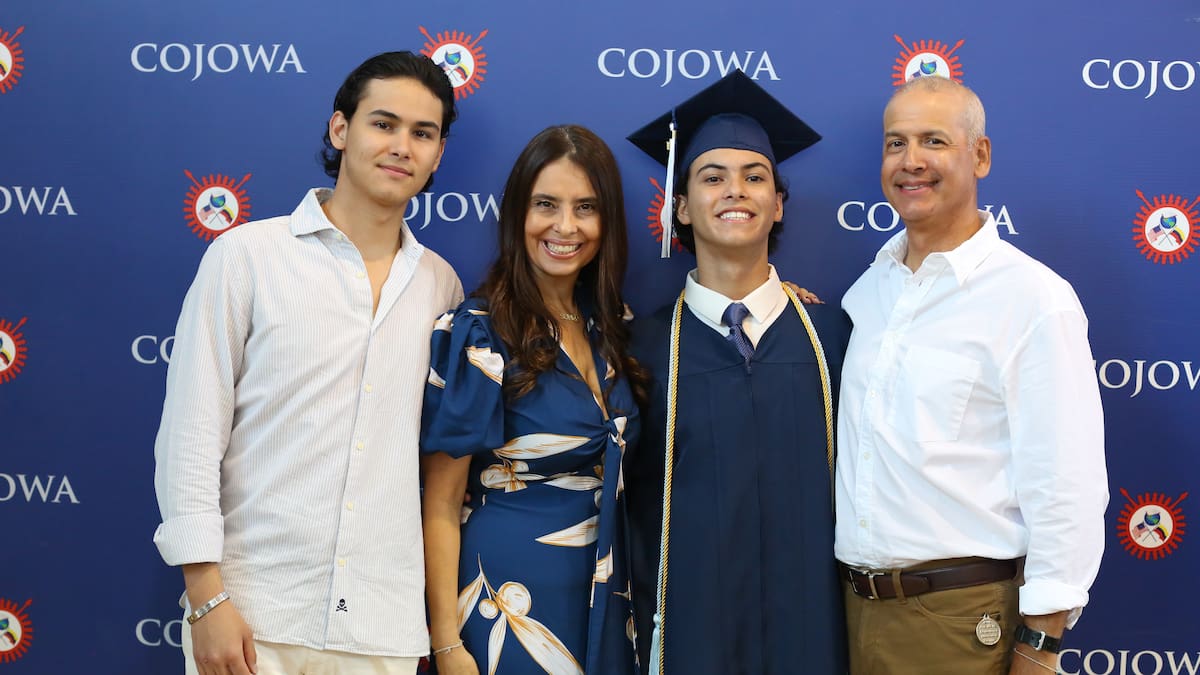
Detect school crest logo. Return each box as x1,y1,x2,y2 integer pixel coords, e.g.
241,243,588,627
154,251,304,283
0,598,33,663
183,170,252,241
420,26,488,100
892,34,965,86
0,25,26,94
1132,190,1198,264
1117,488,1187,560
646,176,682,253
0,317,28,384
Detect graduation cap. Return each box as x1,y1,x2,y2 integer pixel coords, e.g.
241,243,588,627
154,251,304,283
628,69,821,257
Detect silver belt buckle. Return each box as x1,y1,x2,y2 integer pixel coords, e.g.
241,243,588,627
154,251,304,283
851,567,885,600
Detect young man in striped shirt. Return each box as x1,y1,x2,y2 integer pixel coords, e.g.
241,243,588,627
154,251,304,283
153,52,463,675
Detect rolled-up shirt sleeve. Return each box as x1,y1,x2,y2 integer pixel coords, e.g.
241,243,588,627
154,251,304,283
153,237,251,566
1004,307,1108,627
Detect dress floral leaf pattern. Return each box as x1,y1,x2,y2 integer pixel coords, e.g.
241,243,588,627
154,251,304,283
494,433,590,460
487,612,508,675
422,298,639,674
458,567,486,633
535,515,599,547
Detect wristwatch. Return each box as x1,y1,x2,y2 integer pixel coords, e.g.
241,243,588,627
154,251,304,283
1014,623,1062,653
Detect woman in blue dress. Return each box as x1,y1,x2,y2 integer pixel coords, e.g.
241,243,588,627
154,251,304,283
422,125,646,675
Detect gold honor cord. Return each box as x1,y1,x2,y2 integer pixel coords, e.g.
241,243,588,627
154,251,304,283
653,285,834,675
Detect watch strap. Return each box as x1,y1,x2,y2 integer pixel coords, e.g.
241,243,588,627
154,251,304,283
1014,623,1062,653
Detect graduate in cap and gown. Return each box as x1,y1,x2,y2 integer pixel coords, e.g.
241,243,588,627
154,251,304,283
624,70,850,675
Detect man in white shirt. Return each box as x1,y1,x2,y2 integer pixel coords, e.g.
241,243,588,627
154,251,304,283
153,52,464,675
835,76,1107,674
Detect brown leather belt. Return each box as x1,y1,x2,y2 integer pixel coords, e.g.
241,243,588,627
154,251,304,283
841,558,1020,600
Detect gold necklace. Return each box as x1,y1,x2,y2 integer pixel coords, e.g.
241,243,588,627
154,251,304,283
558,311,581,322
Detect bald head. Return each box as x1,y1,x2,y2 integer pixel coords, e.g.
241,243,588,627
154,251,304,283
888,77,986,147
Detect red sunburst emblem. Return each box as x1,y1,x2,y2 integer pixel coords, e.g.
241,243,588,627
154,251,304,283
892,34,965,86
183,170,252,242
420,26,489,100
646,177,682,253
0,317,28,384
0,598,34,663
0,26,26,94
1116,488,1188,560
1132,190,1199,264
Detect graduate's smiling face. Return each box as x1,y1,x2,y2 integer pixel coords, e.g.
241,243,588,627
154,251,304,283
677,147,783,255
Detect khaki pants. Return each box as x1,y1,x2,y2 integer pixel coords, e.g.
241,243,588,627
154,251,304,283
844,558,1021,675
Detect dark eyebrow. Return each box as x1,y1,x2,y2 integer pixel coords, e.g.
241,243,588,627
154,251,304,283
366,109,441,134
530,193,558,202
695,161,772,174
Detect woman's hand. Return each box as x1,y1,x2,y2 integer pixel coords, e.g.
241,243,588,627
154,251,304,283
435,645,481,675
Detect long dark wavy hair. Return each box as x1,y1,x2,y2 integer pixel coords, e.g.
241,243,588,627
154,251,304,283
474,125,648,410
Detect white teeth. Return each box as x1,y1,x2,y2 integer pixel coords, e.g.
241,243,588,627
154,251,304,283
545,242,582,254
720,212,752,221
902,185,929,191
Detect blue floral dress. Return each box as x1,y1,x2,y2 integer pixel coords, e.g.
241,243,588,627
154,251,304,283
421,297,639,674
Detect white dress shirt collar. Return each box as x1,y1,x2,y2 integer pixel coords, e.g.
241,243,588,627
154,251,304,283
875,210,1000,287
289,188,428,265
684,264,784,328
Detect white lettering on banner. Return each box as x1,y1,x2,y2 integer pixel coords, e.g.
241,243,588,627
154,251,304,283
1095,359,1200,397
836,201,1018,235
132,335,175,365
0,187,77,216
0,474,80,504
130,43,306,81
135,619,184,648
597,48,778,86
1059,648,1200,675
1082,59,1200,98
405,191,499,230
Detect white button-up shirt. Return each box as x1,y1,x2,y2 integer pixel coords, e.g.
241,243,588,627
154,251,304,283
683,264,786,344
835,212,1107,625
153,188,463,656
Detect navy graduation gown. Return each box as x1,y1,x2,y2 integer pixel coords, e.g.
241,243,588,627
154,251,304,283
626,300,851,675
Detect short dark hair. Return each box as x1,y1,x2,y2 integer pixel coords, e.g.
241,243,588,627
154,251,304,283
320,51,457,192
671,161,790,255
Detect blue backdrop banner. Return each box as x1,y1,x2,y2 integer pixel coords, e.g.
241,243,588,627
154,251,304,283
2,1,1197,672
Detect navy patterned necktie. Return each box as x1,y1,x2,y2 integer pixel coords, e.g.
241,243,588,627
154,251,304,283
722,302,754,372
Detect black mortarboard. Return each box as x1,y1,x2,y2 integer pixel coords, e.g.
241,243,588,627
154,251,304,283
627,69,821,257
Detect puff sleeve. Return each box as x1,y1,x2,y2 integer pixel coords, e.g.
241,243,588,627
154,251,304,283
420,298,507,457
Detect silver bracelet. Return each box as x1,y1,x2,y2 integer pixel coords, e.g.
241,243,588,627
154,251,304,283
1013,646,1059,673
186,591,230,625
431,639,464,656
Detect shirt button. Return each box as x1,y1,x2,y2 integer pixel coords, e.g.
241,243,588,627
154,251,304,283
356,441,365,451
338,558,347,567
859,519,868,528
869,390,877,398
355,271,366,279
862,452,871,460
364,384,373,393
346,502,355,511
